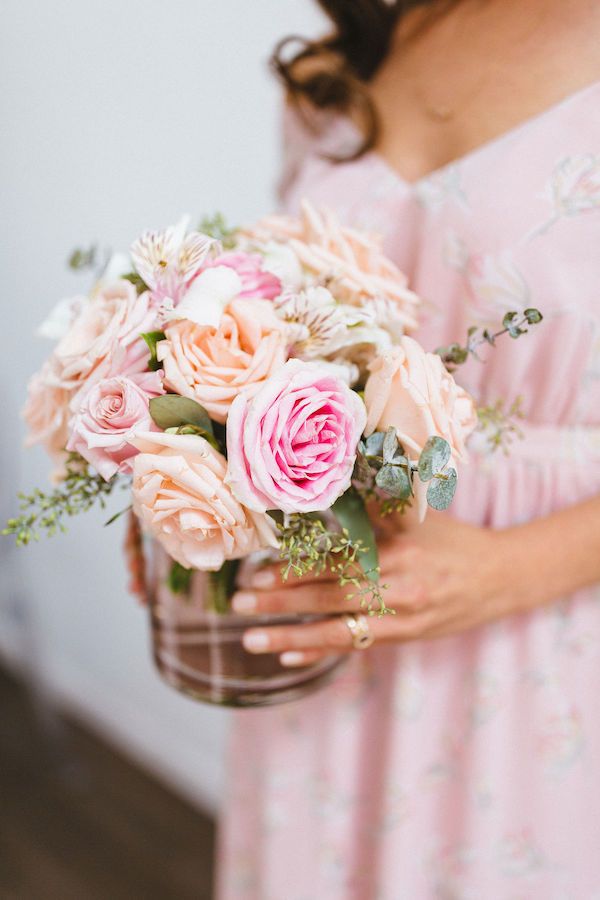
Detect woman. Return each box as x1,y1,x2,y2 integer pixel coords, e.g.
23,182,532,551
218,2,600,896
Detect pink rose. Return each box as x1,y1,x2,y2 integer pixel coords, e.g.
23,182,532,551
53,279,157,399
67,371,164,480
129,431,278,570
244,200,420,329
226,359,367,514
205,251,282,300
157,298,287,424
364,336,477,517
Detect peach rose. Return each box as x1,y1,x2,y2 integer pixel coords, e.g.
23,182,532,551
364,336,477,517
53,279,157,399
157,298,287,423
129,431,278,571
23,357,72,476
245,200,420,329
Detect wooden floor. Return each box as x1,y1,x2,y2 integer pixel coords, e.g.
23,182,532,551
0,666,215,899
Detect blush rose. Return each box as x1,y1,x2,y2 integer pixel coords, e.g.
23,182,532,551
67,371,164,480
225,359,367,514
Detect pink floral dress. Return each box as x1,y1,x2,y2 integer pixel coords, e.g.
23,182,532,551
217,82,600,899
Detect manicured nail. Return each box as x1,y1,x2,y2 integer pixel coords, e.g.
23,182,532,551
242,631,270,653
280,651,306,667
232,592,257,613
250,568,276,589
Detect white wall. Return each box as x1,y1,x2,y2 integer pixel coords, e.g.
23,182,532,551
0,0,323,812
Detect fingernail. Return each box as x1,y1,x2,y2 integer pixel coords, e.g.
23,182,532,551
250,569,276,589
242,631,270,653
280,651,306,667
232,592,257,613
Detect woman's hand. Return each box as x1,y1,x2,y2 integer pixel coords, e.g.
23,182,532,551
232,511,535,667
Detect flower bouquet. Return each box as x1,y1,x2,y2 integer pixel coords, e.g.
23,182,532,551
3,202,541,706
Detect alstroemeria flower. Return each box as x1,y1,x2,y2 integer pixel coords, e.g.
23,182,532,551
130,216,217,303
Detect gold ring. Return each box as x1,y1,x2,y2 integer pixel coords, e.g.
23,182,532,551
343,613,374,650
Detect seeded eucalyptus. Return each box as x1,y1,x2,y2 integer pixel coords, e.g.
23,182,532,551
277,511,393,616
2,453,116,546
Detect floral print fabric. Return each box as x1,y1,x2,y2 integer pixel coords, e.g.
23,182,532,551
217,82,600,899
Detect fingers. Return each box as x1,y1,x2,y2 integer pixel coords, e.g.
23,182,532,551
279,649,331,668
242,609,435,656
240,562,340,592
243,617,355,654
232,579,364,615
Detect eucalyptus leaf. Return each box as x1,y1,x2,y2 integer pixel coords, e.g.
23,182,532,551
426,468,457,510
332,489,379,583
524,307,543,324
382,427,398,464
149,395,214,436
418,436,451,482
375,463,412,500
353,453,372,483
364,431,385,459
141,330,166,371
392,451,408,467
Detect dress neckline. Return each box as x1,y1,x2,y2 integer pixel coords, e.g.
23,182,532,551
337,79,600,190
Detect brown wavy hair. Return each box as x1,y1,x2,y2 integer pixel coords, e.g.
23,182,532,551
271,1,437,159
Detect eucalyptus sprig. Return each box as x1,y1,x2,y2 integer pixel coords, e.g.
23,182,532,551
354,428,458,513
277,512,393,616
2,453,117,546
436,308,543,370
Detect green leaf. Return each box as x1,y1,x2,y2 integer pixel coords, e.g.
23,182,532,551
364,432,385,459
122,271,149,294
167,561,193,595
502,310,525,338
332,489,379,583
418,436,451,482
435,342,469,366
104,504,132,527
207,559,240,614
382,427,398,464
375,463,412,500
524,307,543,325
426,468,458,510
141,331,166,371
353,452,372,483
149,395,214,436
68,245,97,271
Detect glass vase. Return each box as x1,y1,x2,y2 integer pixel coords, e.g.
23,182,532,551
147,544,345,708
